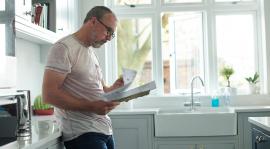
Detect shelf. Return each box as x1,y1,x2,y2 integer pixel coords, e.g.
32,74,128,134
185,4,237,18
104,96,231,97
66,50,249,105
15,16,62,45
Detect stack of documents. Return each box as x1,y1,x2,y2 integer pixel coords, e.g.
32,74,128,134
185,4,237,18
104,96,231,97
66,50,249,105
99,68,156,102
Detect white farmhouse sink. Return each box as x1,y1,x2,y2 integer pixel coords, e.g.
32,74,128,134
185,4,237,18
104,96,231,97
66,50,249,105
154,107,237,137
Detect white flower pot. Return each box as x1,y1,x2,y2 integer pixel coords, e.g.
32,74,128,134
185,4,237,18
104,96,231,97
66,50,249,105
248,83,256,94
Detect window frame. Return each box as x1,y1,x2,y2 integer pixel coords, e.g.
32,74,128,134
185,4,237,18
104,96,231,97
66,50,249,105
107,0,156,9
212,0,257,5
161,0,206,7
106,13,158,95
212,11,260,94
168,12,205,94
106,0,266,96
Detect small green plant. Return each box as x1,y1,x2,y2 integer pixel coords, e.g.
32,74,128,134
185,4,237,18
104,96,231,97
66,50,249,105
245,72,259,84
220,66,235,87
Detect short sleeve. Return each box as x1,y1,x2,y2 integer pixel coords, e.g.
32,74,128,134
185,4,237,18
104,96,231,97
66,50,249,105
45,43,72,74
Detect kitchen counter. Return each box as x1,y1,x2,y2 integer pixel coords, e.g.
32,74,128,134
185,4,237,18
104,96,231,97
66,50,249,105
0,119,61,149
248,117,270,132
1,106,270,149
109,106,270,115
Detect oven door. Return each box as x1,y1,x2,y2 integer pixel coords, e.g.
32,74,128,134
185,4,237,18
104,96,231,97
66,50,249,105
252,126,270,149
0,103,17,146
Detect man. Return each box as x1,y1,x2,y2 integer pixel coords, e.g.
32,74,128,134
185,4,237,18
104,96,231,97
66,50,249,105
42,6,122,149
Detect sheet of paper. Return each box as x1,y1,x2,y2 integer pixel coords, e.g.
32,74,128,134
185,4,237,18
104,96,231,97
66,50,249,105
99,68,136,101
122,68,137,85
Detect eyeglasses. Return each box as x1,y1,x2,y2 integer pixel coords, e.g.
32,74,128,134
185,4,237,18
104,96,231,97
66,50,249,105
97,18,115,39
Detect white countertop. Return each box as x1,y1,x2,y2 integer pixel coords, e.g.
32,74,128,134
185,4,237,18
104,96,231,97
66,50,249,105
109,106,270,115
231,106,270,112
0,119,61,149
248,117,270,132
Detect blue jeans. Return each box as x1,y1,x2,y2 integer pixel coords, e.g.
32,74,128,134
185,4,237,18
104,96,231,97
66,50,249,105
64,132,115,149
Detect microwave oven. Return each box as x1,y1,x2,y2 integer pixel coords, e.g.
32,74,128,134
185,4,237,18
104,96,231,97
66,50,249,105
0,91,31,146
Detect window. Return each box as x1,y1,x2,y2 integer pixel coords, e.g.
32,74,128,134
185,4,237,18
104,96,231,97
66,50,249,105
0,24,5,56
110,0,154,8
116,18,153,88
106,0,264,95
165,12,204,94
215,0,252,2
165,0,202,3
115,0,151,5
0,0,5,11
214,12,257,93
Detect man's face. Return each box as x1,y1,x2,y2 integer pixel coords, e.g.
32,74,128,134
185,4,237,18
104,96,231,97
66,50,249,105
89,13,117,48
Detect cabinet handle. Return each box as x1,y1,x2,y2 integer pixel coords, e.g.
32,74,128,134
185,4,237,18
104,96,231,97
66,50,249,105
25,11,31,16
58,28,64,31
256,136,265,143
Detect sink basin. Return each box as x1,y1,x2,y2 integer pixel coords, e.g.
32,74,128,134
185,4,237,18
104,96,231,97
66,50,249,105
155,107,237,137
157,107,234,114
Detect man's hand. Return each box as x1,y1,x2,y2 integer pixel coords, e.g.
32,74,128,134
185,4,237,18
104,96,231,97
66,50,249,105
89,100,120,115
111,76,124,90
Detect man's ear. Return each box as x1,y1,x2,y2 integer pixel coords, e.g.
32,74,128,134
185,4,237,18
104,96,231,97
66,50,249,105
89,17,97,28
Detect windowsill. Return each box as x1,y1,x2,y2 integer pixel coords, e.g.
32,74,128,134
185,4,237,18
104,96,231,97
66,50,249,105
132,94,270,109
146,93,268,98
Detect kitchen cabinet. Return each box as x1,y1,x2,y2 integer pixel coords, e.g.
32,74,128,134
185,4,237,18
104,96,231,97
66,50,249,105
238,112,270,149
56,0,70,36
251,124,270,149
15,0,32,22
157,144,196,149
197,143,234,149
15,0,79,45
155,141,236,149
36,136,65,149
110,115,153,149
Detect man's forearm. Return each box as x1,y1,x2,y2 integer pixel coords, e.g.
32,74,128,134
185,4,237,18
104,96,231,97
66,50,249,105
42,88,92,112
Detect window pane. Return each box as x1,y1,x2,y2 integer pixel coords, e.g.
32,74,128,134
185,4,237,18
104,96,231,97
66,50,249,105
215,0,251,2
117,18,152,88
216,14,256,89
165,0,201,3
0,0,5,11
0,24,5,56
115,0,151,5
162,12,204,94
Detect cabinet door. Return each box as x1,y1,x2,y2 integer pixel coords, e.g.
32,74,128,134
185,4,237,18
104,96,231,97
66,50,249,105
157,144,196,149
110,116,152,149
50,142,65,149
56,0,70,36
197,143,234,149
238,112,270,149
15,0,32,21
252,125,270,149
36,143,49,149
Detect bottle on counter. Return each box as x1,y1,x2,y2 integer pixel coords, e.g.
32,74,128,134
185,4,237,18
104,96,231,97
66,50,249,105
223,87,230,107
211,90,219,107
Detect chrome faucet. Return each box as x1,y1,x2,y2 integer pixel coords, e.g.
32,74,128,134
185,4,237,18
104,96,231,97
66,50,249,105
184,76,204,111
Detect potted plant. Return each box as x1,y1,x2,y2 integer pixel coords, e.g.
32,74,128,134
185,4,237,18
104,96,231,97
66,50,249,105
219,66,237,95
245,72,259,94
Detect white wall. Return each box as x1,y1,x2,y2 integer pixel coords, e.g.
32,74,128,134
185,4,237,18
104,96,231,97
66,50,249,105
80,0,108,84
16,39,45,105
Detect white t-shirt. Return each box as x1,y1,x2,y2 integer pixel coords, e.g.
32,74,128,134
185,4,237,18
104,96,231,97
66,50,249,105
45,35,112,141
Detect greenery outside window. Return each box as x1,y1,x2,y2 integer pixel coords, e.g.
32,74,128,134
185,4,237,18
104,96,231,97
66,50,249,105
106,0,264,95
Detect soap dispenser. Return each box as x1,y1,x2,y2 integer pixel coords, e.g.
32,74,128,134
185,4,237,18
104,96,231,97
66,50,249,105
211,90,219,107
223,87,230,107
